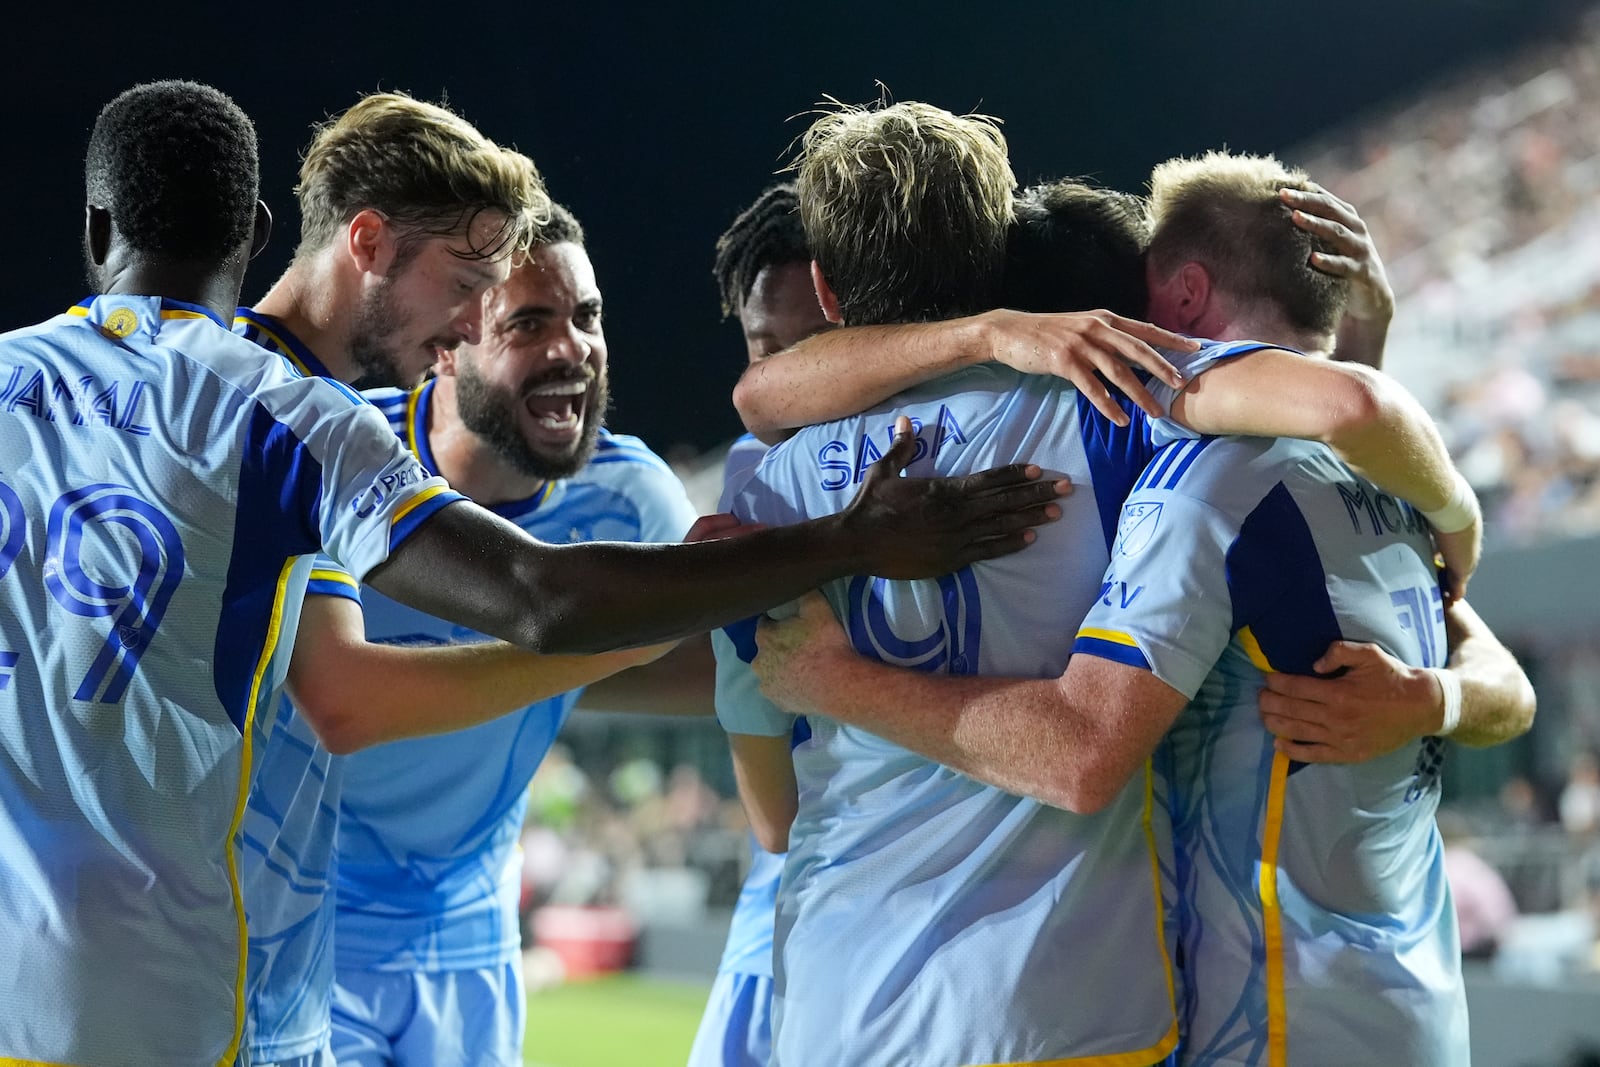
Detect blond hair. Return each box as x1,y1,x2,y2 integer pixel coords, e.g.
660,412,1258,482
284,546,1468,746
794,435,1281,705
1146,150,1346,335
795,100,1015,325
295,91,549,264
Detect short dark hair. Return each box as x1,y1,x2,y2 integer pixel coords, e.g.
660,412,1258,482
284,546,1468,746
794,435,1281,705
1004,179,1149,318
712,183,809,319
796,101,1014,326
534,201,585,249
85,80,259,267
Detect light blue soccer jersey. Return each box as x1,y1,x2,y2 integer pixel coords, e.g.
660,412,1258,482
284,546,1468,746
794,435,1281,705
1074,433,1466,1067
0,296,461,1067
711,434,785,982
234,308,366,1062
716,361,1201,1067
334,381,699,972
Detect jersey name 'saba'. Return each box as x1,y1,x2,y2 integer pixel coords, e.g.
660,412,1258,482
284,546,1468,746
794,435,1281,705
0,297,460,1067
716,352,1240,1067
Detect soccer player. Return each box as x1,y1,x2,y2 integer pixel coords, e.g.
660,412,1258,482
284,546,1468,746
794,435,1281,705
685,182,832,1067
749,152,1537,1066
234,94,1070,1067
713,101,1216,1066
324,202,702,1065
0,82,1064,1067
727,174,1482,594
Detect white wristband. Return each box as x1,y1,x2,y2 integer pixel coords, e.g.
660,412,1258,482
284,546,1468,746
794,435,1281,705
1430,667,1462,736
1422,473,1478,535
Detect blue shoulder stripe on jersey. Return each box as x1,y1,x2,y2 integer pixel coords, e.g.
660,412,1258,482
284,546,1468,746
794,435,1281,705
1226,481,1341,675
1075,390,1158,553
387,487,467,553
1135,440,1188,493
1160,437,1214,489
214,404,326,731
1072,634,1152,670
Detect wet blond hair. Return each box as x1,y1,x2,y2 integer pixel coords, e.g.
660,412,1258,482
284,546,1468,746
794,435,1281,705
1146,150,1347,335
295,91,550,265
795,100,1014,325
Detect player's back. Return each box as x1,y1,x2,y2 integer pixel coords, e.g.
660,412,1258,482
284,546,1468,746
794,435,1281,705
1083,434,1465,1066
0,296,447,1066
728,363,1179,1067
335,401,698,973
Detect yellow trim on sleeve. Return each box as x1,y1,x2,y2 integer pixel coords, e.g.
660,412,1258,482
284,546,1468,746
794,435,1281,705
65,305,90,318
1259,749,1292,1067
1075,627,1140,648
389,482,451,526
218,559,296,1067
308,568,359,590
0,1056,85,1065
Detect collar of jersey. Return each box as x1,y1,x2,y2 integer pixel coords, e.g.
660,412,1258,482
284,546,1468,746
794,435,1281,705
406,376,556,522
71,294,228,330
233,308,336,379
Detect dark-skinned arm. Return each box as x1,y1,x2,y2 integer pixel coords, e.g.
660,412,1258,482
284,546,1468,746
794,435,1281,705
364,417,1067,655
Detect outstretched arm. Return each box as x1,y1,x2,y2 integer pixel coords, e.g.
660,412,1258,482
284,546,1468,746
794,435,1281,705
751,593,1186,813
733,309,1195,441
1259,599,1536,762
286,594,671,754
367,419,1068,655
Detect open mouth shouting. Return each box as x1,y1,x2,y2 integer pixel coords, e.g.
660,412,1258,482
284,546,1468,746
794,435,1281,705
523,375,592,447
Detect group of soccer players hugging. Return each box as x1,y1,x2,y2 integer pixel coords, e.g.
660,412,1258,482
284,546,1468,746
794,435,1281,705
0,74,1538,1067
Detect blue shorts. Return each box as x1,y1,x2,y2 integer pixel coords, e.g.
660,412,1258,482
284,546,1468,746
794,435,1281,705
329,960,524,1067
686,971,774,1067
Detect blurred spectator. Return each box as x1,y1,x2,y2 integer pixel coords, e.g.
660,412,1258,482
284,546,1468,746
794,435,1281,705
1561,752,1600,836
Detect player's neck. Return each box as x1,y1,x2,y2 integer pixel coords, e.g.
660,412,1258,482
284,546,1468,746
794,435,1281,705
424,375,550,508
1211,309,1332,358
98,255,242,326
250,258,363,385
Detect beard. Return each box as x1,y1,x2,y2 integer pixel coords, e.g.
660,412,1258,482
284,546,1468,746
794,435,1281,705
454,360,610,483
347,275,413,390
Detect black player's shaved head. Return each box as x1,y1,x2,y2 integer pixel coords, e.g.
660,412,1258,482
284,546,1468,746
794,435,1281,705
86,80,260,268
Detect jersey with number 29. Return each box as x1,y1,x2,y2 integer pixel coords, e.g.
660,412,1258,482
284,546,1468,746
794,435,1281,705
0,296,461,1067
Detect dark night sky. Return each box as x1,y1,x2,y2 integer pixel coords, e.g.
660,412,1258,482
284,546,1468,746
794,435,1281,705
3,0,1586,455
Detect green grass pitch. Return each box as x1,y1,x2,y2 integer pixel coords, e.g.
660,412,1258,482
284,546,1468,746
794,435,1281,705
524,975,712,1066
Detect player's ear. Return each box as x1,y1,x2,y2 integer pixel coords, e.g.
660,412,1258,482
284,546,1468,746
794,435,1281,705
811,261,843,325
249,200,272,261
347,209,397,276
85,205,112,266
433,345,461,377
